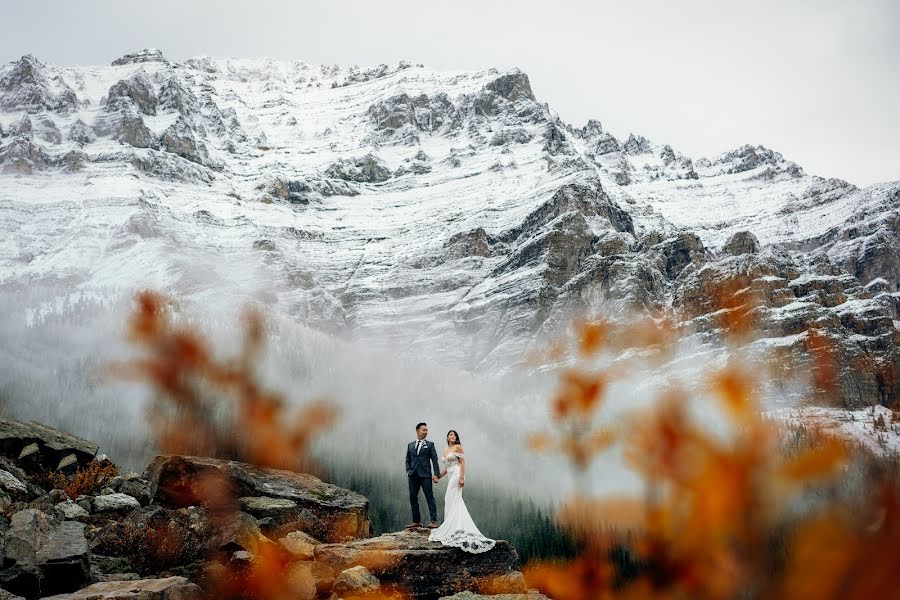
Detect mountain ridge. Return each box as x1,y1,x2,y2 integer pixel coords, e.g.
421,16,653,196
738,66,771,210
0,49,898,410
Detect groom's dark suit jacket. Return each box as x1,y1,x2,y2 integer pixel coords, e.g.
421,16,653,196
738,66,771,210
406,439,440,478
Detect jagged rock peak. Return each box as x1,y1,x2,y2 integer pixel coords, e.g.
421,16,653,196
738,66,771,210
580,119,604,138
710,144,787,173
484,69,535,103
0,54,78,113
622,133,652,155
111,48,168,66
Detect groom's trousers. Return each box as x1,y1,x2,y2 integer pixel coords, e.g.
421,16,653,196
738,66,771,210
408,474,437,523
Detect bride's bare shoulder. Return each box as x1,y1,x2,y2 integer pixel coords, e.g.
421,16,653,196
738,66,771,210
452,444,464,453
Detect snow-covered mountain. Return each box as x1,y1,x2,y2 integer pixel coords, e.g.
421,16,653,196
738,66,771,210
1,49,898,410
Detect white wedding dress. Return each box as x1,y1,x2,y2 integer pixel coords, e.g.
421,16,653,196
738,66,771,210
428,451,496,553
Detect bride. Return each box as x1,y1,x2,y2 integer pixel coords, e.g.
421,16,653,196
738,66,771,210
429,430,496,553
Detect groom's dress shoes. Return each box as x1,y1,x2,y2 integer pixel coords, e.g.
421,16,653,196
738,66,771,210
407,522,422,528
428,522,438,528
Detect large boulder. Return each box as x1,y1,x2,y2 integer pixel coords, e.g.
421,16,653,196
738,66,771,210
0,419,98,474
0,470,29,502
440,593,550,600
277,530,320,561
332,565,380,596
0,509,90,598
92,493,140,514
315,529,525,599
39,576,201,600
144,456,371,542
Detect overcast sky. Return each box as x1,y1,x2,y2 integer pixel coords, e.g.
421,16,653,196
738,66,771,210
3,0,898,186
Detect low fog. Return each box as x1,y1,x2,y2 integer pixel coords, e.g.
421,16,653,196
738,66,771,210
0,276,807,506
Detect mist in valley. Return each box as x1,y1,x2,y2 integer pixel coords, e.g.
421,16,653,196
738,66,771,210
0,270,801,504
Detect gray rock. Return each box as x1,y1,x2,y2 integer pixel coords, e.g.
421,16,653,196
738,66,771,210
129,151,214,184
622,133,652,155
54,500,89,521
712,144,783,174
440,592,550,600
57,454,78,472
158,117,215,167
204,512,269,556
367,91,459,142
722,231,762,256
652,232,708,279
495,211,597,287
483,70,535,104
333,565,380,596
157,78,200,118
0,509,90,598
116,110,156,149
281,562,318,600
593,132,621,155
0,470,27,500
106,72,157,116
92,572,142,583
444,228,496,259
238,496,299,528
0,588,25,600
315,529,524,599
659,144,677,165
278,530,321,560
0,418,98,474
59,150,87,173
17,445,38,461
0,55,78,113
47,489,68,504
144,455,371,542
673,251,900,408
111,49,168,66
118,475,153,506
10,116,33,137
499,181,634,244
92,493,140,514
67,120,95,145
0,137,52,174
39,576,201,600
324,153,391,183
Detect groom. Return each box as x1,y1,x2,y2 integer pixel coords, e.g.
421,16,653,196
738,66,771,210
406,422,441,529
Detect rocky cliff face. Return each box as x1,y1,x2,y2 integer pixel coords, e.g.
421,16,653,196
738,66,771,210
0,50,897,409
0,418,530,600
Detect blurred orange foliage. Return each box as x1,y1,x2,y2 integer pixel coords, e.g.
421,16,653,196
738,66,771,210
525,309,900,600
115,290,337,473
115,290,341,600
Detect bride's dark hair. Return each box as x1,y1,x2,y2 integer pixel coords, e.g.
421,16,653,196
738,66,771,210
446,430,461,446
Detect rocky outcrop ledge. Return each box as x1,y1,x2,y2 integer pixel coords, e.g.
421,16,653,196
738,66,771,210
0,418,534,600
316,529,525,599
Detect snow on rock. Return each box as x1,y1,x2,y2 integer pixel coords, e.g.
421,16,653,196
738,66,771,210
768,405,900,456
0,51,898,410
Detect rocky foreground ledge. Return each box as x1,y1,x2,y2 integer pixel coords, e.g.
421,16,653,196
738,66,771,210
0,418,545,600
